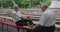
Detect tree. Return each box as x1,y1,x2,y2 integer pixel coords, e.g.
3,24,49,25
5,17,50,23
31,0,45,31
1,0,51,8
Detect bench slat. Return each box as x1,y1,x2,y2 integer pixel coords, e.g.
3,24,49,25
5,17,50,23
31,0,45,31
0,20,30,30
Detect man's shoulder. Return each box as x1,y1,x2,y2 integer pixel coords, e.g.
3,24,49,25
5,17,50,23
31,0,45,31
45,9,54,13
43,10,54,16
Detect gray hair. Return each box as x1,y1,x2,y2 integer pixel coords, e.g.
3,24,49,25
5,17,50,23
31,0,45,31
41,3,48,7
13,4,19,8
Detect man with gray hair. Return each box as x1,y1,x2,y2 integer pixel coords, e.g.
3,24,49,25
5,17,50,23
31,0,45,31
12,4,33,26
12,4,25,26
31,4,55,32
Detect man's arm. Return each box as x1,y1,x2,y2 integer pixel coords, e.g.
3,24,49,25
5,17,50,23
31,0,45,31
34,13,47,28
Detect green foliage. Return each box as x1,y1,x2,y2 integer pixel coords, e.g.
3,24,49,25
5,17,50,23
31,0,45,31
1,0,13,8
0,0,51,8
44,0,51,6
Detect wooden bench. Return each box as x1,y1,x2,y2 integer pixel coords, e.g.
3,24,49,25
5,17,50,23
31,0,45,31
1,15,60,32
0,19,31,32
55,21,60,28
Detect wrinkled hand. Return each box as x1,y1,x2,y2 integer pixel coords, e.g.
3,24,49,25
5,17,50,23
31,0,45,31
21,16,27,19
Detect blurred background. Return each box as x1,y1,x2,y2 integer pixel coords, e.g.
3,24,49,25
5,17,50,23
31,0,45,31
0,0,60,32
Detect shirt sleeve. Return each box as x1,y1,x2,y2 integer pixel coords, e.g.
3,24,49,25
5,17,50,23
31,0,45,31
39,13,48,26
17,11,23,17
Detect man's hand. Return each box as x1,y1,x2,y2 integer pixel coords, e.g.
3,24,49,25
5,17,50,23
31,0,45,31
21,16,27,19
18,17,21,20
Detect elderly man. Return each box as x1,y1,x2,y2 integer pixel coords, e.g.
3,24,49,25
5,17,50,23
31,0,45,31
31,4,55,32
12,4,33,26
12,4,24,26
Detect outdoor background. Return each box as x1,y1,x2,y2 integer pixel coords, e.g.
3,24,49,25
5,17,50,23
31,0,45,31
0,0,51,9
0,0,60,32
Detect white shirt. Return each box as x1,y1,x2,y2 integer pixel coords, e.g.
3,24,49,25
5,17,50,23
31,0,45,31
39,9,55,26
12,10,22,22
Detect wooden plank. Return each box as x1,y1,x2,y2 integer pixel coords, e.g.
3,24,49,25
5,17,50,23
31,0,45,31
0,16,15,21
55,24,60,28
0,20,31,30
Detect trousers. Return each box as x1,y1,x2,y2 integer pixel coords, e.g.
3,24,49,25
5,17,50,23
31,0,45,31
31,25,55,32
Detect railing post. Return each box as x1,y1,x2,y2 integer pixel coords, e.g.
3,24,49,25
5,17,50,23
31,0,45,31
17,28,20,32
6,25,9,32
2,24,3,32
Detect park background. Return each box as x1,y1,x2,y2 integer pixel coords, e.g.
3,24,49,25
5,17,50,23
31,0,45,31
0,0,60,32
